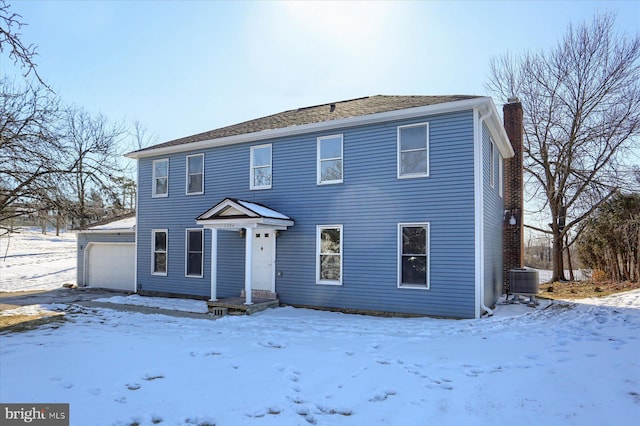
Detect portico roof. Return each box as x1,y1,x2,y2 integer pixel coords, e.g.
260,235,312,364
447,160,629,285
195,198,294,230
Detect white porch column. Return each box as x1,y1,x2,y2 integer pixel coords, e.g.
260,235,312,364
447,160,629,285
244,227,253,305
209,228,218,301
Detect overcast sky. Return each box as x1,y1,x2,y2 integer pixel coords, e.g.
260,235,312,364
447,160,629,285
3,0,639,150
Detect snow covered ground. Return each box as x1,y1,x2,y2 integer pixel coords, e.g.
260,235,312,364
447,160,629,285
1,229,639,425
536,269,589,283
2,293,639,426
94,295,209,314
0,228,77,292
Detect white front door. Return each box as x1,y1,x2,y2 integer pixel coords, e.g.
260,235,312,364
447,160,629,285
251,229,275,291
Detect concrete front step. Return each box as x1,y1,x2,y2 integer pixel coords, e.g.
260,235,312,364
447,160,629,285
207,297,280,315
240,289,278,300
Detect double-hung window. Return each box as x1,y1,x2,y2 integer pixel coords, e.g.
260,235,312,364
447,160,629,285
398,123,429,178
250,144,272,190
186,154,204,195
152,229,168,275
317,134,343,184
498,155,504,197
398,223,429,289
185,229,203,277
317,225,342,285
152,159,169,197
490,140,496,188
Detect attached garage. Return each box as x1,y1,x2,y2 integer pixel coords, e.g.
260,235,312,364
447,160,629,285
77,215,136,291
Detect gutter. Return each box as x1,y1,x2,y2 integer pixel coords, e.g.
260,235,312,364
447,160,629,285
476,106,495,318
126,97,513,160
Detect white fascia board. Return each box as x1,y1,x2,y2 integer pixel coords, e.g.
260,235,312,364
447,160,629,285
196,217,294,229
199,199,258,220
78,229,135,234
126,97,500,159
196,218,258,229
482,101,514,158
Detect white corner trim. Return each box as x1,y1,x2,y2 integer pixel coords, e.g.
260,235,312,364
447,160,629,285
134,166,139,292
474,108,484,319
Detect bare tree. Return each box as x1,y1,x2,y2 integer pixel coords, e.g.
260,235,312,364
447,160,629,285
486,13,640,282
61,106,126,229
130,119,157,151
0,78,61,232
0,0,47,86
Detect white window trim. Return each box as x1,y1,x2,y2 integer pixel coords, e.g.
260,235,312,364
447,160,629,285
397,122,429,179
185,228,204,278
490,139,495,189
317,134,343,185
397,223,430,290
498,154,504,198
152,229,168,276
316,224,343,286
185,153,204,195
152,159,169,198
250,144,272,190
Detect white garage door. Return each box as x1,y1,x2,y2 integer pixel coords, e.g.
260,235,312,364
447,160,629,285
87,243,135,291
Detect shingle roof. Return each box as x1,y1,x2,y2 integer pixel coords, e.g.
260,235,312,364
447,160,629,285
130,95,480,155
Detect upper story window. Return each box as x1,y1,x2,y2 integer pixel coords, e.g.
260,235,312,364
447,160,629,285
317,225,343,285
490,140,496,188
398,223,430,289
152,229,168,275
250,144,272,190
317,134,343,184
499,155,504,198
398,123,429,178
152,159,169,197
186,154,204,195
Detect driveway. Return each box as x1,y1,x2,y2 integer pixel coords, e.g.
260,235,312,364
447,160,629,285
0,287,218,320
0,287,129,311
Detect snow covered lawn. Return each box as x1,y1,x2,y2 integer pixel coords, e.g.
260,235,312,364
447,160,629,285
0,228,76,292
94,295,209,314
1,228,639,425
2,291,639,426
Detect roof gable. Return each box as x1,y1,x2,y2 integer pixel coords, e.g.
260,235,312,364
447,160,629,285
127,95,482,158
196,198,294,230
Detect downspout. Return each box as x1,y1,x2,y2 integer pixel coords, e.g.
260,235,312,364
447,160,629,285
477,107,494,318
83,243,92,287
134,161,139,293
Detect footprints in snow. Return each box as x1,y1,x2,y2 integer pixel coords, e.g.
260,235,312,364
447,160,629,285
51,371,167,410
369,389,396,402
125,372,165,392
266,364,354,423
259,340,285,349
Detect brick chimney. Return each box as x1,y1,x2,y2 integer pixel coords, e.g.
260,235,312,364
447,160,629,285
503,97,524,293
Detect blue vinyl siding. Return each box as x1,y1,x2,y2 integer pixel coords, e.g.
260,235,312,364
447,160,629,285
77,232,135,286
136,110,478,317
483,123,504,307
